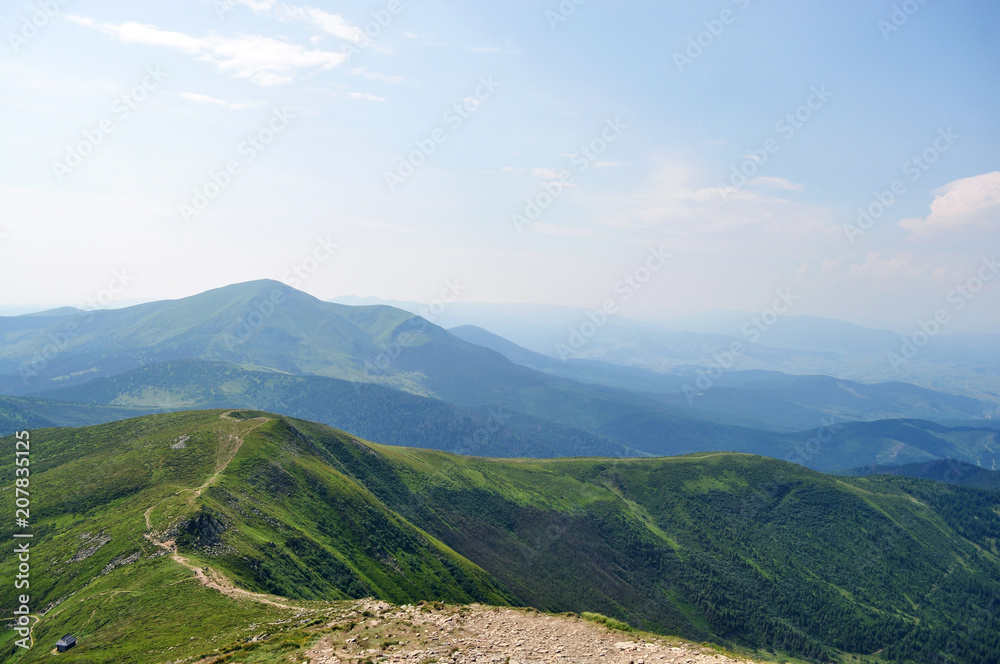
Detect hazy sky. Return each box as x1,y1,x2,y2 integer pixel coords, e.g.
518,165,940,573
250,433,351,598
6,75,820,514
1,0,998,332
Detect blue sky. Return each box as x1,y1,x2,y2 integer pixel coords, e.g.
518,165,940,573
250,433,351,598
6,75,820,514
1,0,998,332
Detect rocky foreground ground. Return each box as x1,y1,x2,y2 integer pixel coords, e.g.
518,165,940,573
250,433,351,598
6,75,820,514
304,600,758,664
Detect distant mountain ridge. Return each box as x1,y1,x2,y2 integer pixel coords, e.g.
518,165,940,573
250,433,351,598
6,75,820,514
32,359,631,458
1,280,998,474
843,458,1000,490
449,324,994,431
332,296,1000,405
0,280,466,393
3,356,990,472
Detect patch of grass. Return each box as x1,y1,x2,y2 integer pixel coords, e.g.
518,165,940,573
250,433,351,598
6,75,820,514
581,612,633,632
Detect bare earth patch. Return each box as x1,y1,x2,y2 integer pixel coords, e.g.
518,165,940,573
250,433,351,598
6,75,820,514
305,600,756,664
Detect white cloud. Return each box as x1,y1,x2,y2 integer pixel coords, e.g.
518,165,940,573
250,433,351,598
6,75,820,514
900,171,1000,236
347,219,416,234
275,6,367,44
227,0,278,11
847,252,926,280
585,162,834,257
316,82,385,101
349,68,404,84
468,44,521,55
220,1,370,45
343,91,385,102
748,176,803,192
400,32,446,46
179,91,261,109
531,223,609,239
558,154,622,169
531,167,571,183
70,17,348,85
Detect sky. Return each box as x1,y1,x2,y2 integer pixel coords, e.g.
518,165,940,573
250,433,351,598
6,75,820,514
1,0,998,333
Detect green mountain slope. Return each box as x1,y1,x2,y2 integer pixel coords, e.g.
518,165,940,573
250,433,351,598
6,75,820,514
0,411,512,664
0,280,425,392
2,411,999,663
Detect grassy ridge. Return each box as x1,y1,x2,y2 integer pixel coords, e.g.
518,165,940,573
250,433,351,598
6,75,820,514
311,433,1000,661
1,411,999,663
0,411,510,663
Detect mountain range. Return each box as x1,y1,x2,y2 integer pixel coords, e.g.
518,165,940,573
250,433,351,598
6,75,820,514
1,410,998,663
1,279,998,473
2,281,1000,663
333,295,1000,406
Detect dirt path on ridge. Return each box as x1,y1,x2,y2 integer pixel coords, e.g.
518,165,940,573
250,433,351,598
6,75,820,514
143,412,306,610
